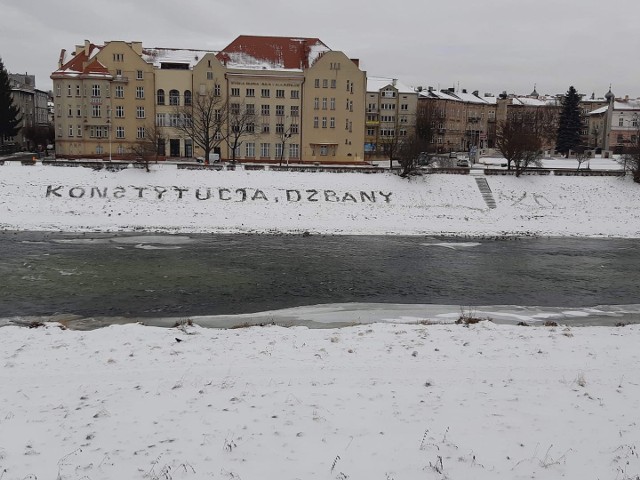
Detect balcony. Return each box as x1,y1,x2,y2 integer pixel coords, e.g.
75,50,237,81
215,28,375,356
366,120,380,126
112,75,129,83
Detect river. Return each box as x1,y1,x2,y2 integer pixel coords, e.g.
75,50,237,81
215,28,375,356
0,232,638,329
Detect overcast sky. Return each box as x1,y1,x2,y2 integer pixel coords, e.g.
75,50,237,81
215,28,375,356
2,0,639,99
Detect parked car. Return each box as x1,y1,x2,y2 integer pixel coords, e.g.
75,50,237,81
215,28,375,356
456,159,470,168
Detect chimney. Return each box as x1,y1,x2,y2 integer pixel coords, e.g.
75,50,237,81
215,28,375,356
392,78,397,87
350,58,360,67
462,89,467,94
472,90,479,96
58,49,67,68
84,39,91,56
130,41,143,55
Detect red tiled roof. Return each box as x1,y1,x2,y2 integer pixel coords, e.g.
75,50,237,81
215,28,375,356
217,35,330,69
51,43,111,78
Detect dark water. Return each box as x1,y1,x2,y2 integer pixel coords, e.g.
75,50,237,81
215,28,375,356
0,232,638,322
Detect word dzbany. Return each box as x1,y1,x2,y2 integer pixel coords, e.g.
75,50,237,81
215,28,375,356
45,186,393,203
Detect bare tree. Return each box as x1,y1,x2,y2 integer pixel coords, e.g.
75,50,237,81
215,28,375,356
574,147,592,172
621,124,640,183
277,117,297,166
396,135,434,177
130,121,164,172
415,101,444,149
225,102,256,163
495,111,544,177
174,87,226,164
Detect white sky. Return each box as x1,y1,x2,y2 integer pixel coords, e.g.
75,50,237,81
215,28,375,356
1,0,639,98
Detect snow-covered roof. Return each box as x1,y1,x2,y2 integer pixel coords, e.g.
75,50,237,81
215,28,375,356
217,36,331,71
419,89,460,101
142,48,216,68
367,76,415,94
51,43,111,79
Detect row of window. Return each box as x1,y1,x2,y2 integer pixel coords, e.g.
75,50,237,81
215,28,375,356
230,87,300,99
239,142,300,158
228,104,299,117
62,105,146,118
56,84,145,99
157,89,192,106
312,116,337,129
367,128,408,137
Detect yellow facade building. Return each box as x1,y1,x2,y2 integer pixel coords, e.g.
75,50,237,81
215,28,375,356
51,36,366,164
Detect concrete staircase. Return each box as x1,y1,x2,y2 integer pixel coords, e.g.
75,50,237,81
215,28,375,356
470,168,496,209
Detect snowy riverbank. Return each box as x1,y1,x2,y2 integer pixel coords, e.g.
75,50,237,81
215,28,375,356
1,162,639,237
1,321,639,479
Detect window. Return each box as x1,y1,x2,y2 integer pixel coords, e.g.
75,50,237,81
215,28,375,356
67,107,72,117
619,117,625,127
330,117,335,128
136,86,144,99
115,85,124,98
246,88,255,97
633,117,639,127
401,104,408,110
322,117,327,128
290,105,299,117
322,79,328,88
214,84,221,96
261,88,270,98
400,116,408,123
381,129,395,136
276,89,285,98
115,106,124,118
157,89,165,105
245,142,255,158
77,125,82,137
76,85,81,96
290,90,299,99
169,89,180,105
116,126,125,139
314,97,319,109
381,103,395,110
330,98,336,110
96,146,104,154
116,69,122,77
262,123,270,133
90,126,108,138
331,79,336,89
136,70,143,80
276,123,284,134
246,104,255,115
276,105,285,116
56,84,61,97
290,123,299,134
231,87,240,96
214,109,221,121
261,105,270,116
169,113,180,127
136,106,145,119
246,122,255,133
230,103,240,115
313,116,319,128
289,143,299,158
92,105,101,117
184,90,192,106
117,145,126,155
381,115,395,122
156,113,166,126
113,53,124,62
617,134,624,143
67,84,72,96
275,143,283,159
399,129,407,136
366,128,375,136
91,84,101,97
137,127,145,139
320,145,328,156
207,71,214,80
314,79,320,88
68,125,74,137
260,143,270,157
322,98,327,110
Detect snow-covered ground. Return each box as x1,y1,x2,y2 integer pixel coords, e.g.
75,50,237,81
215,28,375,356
1,160,639,237
1,321,639,479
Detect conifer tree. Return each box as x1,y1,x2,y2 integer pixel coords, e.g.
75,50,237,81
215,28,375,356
555,85,583,156
0,57,22,146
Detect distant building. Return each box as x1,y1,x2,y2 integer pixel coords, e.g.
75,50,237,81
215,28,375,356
50,37,366,163
587,89,640,153
8,73,50,149
365,77,418,161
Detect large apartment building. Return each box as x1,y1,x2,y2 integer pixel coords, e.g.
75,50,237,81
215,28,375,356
51,36,366,163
